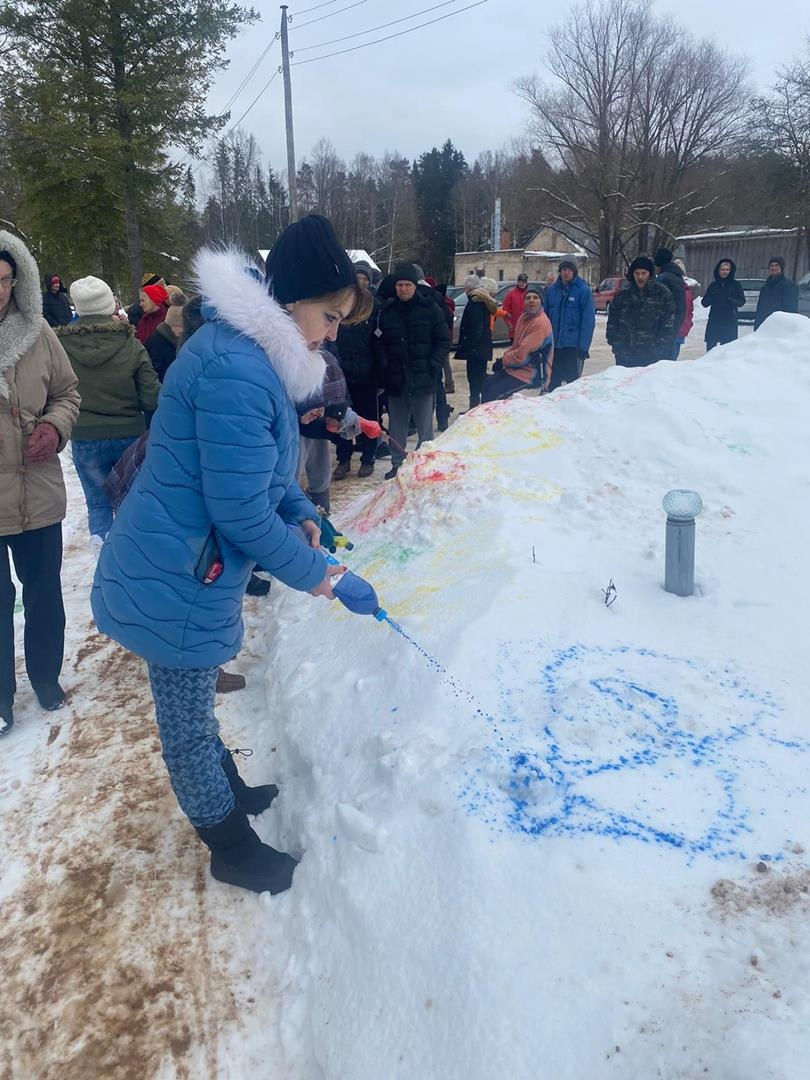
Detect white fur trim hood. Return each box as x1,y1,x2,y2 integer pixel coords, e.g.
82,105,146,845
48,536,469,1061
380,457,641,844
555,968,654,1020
193,246,326,403
0,230,47,399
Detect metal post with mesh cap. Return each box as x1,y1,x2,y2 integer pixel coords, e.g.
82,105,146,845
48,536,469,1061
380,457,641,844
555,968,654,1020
662,489,703,597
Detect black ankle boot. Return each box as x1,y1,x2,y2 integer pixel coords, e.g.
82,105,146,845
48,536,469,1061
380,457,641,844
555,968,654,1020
222,752,278,815
195,806,297,895
33,683,66,711
245,572,271,597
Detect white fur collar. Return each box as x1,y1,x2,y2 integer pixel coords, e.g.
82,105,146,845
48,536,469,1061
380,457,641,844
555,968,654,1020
193,247,325,403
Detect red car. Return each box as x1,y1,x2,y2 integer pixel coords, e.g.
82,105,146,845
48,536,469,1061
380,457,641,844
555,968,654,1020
592,276,623,313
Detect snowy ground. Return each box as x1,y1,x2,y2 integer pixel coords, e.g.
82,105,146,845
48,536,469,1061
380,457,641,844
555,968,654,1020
2,311,809,1079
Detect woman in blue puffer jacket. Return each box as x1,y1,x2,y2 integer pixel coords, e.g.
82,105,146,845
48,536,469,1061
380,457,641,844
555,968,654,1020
92,215,371,896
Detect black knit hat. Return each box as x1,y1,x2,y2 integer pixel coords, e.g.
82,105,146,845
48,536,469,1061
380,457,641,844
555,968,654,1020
353,261,374,282
653,247,674,269
392,263,421,286
266,214,356,304
558,259,577,274
768,255,785,271
627,255,655,282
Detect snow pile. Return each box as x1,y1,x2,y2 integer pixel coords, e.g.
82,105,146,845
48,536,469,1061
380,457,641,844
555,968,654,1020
251,314,810,1079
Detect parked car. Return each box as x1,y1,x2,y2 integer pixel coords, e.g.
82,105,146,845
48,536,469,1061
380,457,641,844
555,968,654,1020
797,271,810,317
736,279,766,323
592,276,623,313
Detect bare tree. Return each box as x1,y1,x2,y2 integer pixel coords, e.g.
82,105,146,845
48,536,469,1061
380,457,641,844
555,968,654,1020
752,45,810,268
515,0,749,275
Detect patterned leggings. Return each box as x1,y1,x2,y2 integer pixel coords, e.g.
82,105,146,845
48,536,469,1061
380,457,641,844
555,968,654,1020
147,664,235,827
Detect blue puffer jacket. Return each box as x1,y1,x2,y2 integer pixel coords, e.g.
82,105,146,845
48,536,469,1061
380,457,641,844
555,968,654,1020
91,249,329,668
543,272,596,353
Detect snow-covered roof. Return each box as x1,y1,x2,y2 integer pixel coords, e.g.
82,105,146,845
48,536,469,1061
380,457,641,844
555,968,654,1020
677,227,801,242
525,248,589,259
258,247,382,274
455,248,523,256
347,249,381,273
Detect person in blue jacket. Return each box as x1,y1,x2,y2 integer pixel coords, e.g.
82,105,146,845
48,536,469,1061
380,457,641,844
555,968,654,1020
92,215,371,896
543,259,596,390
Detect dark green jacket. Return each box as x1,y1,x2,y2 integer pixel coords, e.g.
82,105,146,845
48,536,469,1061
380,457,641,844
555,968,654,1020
57,316,160,440
606,280,675,364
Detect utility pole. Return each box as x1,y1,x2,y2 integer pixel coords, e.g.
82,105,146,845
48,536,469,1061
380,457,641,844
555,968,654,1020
492,197,502,252
280,6,297,221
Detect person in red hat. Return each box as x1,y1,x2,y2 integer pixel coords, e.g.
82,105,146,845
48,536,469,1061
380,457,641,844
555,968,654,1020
42,273,72,327
134,282,168,344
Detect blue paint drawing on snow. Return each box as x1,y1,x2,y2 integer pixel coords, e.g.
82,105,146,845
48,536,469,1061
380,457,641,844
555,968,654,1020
458,643,810,862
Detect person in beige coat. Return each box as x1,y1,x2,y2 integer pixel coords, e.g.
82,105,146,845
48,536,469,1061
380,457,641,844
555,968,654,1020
0,230,80,735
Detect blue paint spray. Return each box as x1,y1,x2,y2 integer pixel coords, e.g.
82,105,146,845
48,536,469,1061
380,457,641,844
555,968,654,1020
297,527,503,736
459,642,810,863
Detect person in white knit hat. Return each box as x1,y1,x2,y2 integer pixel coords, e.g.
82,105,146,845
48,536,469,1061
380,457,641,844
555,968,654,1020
57,276,160,552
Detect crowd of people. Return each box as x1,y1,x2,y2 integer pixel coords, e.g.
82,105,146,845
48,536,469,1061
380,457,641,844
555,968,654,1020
0,214,805,897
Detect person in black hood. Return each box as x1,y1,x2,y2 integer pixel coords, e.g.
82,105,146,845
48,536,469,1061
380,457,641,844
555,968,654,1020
607,256,675,367
701,259,745,350
754,256,799,330
42,273,72,327
653,248,686,358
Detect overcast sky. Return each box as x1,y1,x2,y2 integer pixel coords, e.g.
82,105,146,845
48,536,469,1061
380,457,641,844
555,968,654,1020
202,0,810,176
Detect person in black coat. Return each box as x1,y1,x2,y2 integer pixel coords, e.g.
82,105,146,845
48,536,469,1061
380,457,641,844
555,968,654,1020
653,248,686,359
701,259,745,350
378,264,450,478
754,256,799,330
377,267,456,428
41,273,72,326
333,279,384,479
607,256,675,367
144,303,185,381
455,274,496,410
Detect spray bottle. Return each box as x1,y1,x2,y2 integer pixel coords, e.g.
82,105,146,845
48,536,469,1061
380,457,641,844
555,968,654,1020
291,524,387,621
324,551,388,621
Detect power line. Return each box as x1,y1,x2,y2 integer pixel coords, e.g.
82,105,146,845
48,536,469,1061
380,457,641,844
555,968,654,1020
175,60,283,182
289,0,339,14
294,0,463,53
291,0,371,32
228,68,283,132
220,33,280,115
292,0,488,66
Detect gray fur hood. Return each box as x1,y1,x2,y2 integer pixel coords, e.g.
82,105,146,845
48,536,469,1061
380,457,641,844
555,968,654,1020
0,230,46,398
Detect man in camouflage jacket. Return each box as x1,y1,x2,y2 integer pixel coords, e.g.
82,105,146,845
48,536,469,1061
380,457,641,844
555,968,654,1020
607,256,676,367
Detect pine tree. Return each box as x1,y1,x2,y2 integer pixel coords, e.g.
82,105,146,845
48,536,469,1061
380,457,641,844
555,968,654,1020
0,0,256,294
412,140,467,280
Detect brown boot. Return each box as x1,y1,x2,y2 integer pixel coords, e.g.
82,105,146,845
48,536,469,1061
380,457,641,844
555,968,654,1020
216,668,246,693
332,460,351,481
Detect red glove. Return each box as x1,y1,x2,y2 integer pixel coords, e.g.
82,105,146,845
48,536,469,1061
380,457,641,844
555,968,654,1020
358,417,383,439
26,422,60,464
